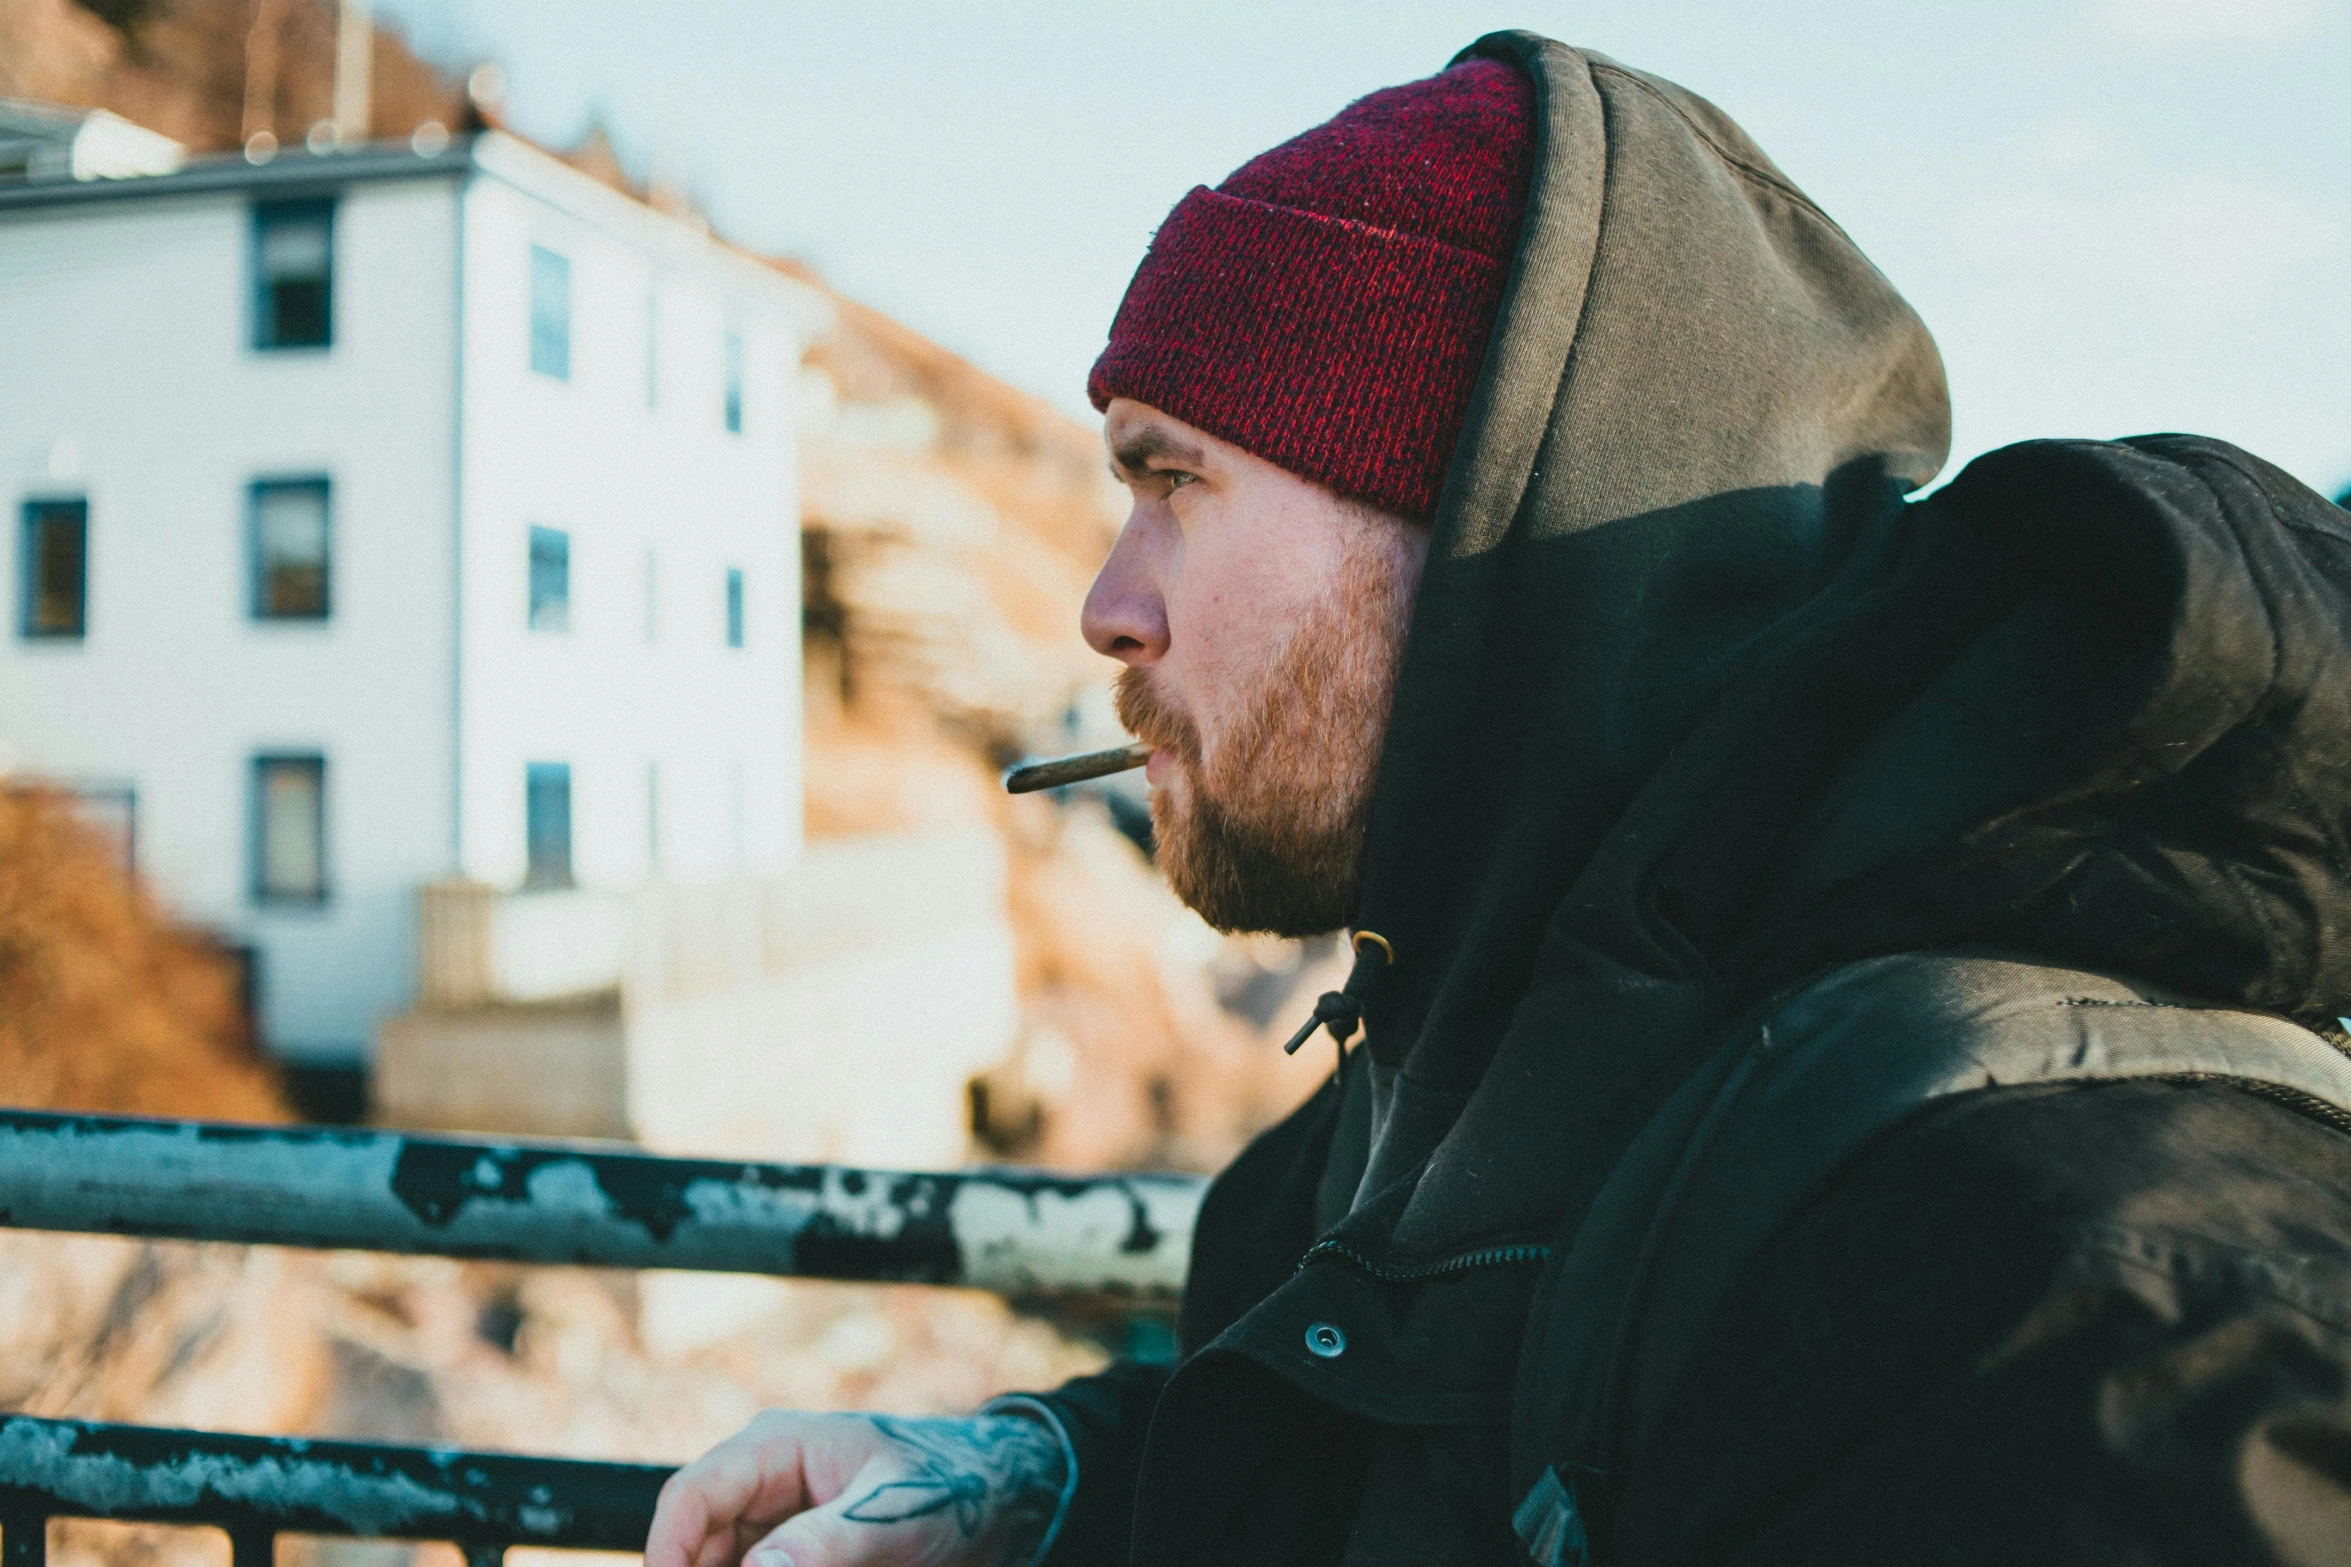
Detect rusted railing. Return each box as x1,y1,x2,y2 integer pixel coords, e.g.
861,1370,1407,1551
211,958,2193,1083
0,1109,1208,1562
0,1415,668,1567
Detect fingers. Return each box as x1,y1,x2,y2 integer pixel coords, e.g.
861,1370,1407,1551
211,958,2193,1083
744,1451,970,1567
645,1413,840,1567
645,1466,716,1567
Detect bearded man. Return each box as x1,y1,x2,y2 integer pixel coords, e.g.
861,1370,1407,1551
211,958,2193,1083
644,30,2351,1567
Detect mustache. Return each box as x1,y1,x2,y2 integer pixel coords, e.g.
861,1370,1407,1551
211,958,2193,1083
1113,667,1203,767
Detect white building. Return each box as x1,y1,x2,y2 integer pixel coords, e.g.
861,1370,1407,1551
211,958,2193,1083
0,117,818,1073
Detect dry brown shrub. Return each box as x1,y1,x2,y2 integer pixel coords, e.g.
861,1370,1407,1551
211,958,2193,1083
0,787,285,1121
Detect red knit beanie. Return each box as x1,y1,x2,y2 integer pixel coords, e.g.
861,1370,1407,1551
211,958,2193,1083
1088,59,1535,522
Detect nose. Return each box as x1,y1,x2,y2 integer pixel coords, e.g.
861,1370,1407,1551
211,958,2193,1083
1081,515,1169,666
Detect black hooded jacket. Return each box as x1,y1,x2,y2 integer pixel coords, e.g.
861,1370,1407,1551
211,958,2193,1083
1025,31,2351,1566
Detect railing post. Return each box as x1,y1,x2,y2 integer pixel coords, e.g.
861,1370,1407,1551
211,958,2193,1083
2,1515,47,1567
465,1546,504,1567
228,1528,273,1567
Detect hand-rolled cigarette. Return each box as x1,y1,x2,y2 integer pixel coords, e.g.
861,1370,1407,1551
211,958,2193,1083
1003,741,1154,794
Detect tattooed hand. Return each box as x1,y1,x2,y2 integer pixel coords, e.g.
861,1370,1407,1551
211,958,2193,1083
644,1409,1072,1567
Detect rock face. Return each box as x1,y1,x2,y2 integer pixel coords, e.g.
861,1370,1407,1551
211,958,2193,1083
793,269,1125,753
791,265,1333,1176
0,0,470,154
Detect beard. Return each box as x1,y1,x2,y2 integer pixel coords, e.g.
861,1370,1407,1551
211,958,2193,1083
1114,526,1417,937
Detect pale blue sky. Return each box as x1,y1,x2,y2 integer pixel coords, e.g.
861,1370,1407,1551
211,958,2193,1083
376,0,2349,496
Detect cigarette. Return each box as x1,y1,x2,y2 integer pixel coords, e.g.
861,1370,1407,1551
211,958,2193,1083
1003,741,1154,795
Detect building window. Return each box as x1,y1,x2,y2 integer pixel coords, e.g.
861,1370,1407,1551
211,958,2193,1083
722,329,744,433
252,754,327,903
249,478,330,620
530,245,571,380
725,566,744,648
528,526,569,632
19,498,87,640
252,201,333,351
69,781,138,876
645,759,660,872
524,762,573,890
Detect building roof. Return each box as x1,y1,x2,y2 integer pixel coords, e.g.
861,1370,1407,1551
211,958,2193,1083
0,131,468,214
0,97,186,183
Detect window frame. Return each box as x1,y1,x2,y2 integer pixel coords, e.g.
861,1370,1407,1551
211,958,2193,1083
249,199,336,353
19,496,88,641
722,328,744,434
529,244,572,381
645,758,660,872
528,525,571,633
250,752,329,906
524,761,575,892
247,476,333,622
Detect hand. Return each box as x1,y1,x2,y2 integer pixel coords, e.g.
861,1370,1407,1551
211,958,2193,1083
645,1409,1071,1567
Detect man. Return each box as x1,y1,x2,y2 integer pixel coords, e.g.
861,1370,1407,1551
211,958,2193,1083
645,31,2351,1567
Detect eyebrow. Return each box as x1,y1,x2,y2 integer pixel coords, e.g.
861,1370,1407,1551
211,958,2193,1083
1107,427,1208,480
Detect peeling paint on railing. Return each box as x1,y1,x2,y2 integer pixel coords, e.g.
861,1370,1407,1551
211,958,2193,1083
0,1414,670,1566
0,1110,1204,1299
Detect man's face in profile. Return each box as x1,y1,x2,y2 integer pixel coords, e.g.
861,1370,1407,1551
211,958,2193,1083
1082,400,1427,937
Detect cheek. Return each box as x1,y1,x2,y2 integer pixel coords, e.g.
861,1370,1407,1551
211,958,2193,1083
1157,482,1351,741
1164,563,1284,737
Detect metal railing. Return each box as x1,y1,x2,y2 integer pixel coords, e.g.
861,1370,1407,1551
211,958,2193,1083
0,1109,1208,1565
0,1415,668,1567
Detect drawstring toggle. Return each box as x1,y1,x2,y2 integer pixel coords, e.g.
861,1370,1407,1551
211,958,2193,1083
1280,930,1395,1056
1283,990,1362,1055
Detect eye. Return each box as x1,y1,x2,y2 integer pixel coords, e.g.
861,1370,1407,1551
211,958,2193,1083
1160,469,1198,491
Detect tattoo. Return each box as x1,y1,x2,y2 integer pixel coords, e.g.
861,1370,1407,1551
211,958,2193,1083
840,1413,1069,1566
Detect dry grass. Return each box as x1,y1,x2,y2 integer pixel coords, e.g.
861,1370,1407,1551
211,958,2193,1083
0,787,285,1122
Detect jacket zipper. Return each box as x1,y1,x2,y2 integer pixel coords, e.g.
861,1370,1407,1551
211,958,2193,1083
2154,1072,2351,1138
1297,1237,1553,1283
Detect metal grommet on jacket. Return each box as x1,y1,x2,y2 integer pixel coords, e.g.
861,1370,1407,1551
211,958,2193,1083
1304,1321,1347,1358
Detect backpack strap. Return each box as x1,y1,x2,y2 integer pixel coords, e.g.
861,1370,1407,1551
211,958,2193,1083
1509,950,2351,1565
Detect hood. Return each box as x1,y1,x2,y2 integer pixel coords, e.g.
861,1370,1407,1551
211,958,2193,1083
1341,32,2351,1243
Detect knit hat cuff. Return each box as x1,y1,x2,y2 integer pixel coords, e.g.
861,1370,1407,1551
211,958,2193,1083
1088,185,1510,520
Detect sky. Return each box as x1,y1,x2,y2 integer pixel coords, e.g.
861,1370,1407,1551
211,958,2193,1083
373,0,2350,497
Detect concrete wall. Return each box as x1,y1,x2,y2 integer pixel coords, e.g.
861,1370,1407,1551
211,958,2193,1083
0,175,463,1059
373,998,626,1140
625,830,1018,1166
374,830,1019,1168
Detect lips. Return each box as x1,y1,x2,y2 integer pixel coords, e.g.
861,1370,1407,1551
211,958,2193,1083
1112,667,1197,791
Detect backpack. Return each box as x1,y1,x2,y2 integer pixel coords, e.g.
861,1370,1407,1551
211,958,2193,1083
1507,950,2351,1567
